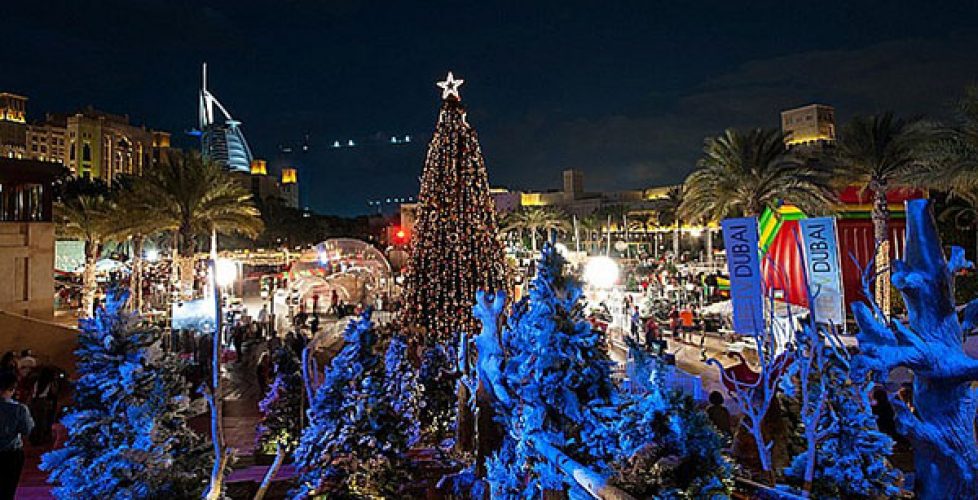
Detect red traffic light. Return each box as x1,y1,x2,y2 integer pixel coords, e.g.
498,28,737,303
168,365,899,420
391,226,409,245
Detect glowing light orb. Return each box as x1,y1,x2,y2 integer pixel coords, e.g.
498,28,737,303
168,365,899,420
583,256,619,289
145,249,160,262
215,259,238,287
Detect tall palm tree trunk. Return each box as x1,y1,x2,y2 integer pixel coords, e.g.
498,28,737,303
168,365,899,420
131,235,144,312
705,228,714,265
871,182,890,244
81,240,100,318
870,180,892,314
672,224,680,259
177,227,198,300
530,228,538,252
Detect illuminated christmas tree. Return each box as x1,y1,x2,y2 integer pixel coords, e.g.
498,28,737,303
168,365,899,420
400,72,509,344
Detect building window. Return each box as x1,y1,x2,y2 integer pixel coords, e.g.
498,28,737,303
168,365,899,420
82,143,92,162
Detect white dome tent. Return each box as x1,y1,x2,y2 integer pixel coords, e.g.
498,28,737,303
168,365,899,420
287,238,393,312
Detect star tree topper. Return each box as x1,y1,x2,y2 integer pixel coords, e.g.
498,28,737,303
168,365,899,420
437,71,464,100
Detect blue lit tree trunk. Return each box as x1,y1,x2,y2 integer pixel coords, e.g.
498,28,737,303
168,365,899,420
852,199,978,500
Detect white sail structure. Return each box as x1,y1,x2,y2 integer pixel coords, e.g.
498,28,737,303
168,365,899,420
199,63,253,172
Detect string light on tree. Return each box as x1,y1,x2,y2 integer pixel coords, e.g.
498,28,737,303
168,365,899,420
400,71,508,344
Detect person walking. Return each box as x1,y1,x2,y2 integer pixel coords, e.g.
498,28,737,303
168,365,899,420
630,306,641,343
706,391,732,437
257,305,270,338
0,370,34,500
679,306,694,343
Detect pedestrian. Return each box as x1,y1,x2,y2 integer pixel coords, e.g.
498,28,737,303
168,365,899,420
0,352,18,379
668,306,680,339
630,305,641,343
871,387,899,441
312,293,320,314
0,370,34,500
310,313,320,335
706,391,732,437
17,350,37,380
679,306,694,343
29,367,58,446
257,305,270,338
644,315,660,348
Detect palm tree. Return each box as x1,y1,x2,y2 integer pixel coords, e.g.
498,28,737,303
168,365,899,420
576,214,603,254
136,151,264,298
502,207,567,252
832,113,937,244
111,177,167,312
681,128,837,225
55,194,123,317
939,190,978,260
657,186,684,258
925,86,978,260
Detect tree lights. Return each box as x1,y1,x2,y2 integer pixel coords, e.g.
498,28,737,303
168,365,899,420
399,72,509,344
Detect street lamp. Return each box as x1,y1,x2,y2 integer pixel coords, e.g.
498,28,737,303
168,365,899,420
215,258,238,288
583,256,619,289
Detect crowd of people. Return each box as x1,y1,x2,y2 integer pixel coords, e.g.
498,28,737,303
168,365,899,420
1,349,67,498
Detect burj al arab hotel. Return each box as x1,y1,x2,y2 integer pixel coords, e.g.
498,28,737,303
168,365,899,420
197,63,253,172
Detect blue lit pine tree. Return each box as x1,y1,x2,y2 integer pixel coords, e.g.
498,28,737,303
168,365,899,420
291,311,421,498
41,290,209,499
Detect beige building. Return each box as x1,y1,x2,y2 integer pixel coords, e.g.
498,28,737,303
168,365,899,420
0,158,59,318
781,104,836,146
400,168,680,234
0,93,28,159
64,107,154,182
26,117,68,164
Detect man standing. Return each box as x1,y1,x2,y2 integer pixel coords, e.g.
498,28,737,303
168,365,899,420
257,305,270,338
0,370,33,500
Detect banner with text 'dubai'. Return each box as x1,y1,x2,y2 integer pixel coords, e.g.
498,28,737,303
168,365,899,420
799,217,845,325
722,217,765,336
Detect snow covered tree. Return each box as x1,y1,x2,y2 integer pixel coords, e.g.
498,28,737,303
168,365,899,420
417,339,458,442
485,244,620,497
384,334,423,448
785,360,902,499
292,311,420,498
41,290,208,499
472,244,732,498
257,345,305,456
607,347,734,498
852,198,978,500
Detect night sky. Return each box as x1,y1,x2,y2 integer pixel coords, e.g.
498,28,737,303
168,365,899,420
5,1,978,215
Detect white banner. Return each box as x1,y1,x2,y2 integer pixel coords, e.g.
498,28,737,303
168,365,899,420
799,217,845,325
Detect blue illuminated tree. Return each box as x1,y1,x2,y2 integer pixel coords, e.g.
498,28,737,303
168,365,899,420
485,244,619,497
384,334,423,448
479,244,732,498
417,339,457,442
41,290,208,499
608,346,734,498
784,361,902,499
257,345,305,456
852,199,978,500
291,312,420,498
